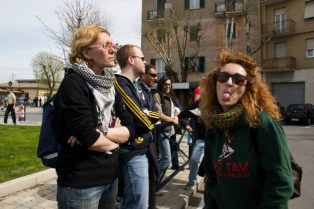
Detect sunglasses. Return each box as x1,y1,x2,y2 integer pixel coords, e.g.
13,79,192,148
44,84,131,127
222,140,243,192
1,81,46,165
147,72,157,78
131,56,145,62
90,41,116,51
215,71,247,85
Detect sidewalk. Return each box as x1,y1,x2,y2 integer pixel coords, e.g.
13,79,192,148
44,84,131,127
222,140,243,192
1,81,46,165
0,134,203,209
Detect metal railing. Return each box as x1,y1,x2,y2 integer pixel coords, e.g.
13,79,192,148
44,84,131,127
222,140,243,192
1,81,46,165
214,0,245,17
156,118,196,190
262,19,296,37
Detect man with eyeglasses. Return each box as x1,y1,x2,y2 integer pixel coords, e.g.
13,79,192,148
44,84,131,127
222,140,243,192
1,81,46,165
140,64,158,88
115,45,160,209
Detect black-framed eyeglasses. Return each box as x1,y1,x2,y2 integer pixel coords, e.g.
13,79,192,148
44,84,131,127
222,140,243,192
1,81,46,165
90,41,116,51
163,83,171,87
215,71,247,85
147,72,157,78
131,56,145,62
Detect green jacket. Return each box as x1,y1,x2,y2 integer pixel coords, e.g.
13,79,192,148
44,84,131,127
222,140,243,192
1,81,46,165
204,112,294,209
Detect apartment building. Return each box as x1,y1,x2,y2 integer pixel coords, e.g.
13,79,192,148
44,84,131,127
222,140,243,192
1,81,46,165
141,0,261,89
261,0,314,107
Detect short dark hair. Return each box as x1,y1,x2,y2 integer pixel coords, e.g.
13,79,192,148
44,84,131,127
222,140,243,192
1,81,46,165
145,64,156,74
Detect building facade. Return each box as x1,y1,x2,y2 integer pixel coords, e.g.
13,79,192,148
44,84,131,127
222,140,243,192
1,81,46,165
141,0,261,88
261,0,314,107
0,80,50,106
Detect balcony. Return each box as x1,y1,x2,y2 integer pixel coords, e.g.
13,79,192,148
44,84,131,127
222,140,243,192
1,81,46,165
262,19,295,37
262,0,291,5
146,9,173,22
214,0,245,17
262,56,296,71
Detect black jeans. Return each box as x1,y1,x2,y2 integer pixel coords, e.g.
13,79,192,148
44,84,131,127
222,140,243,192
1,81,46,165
4,104,16,124
170,134,179,168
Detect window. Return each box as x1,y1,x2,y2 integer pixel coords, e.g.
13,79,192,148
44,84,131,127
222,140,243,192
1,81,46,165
151,58,166,78
225,22,236,39
306,38,314,58
184,56,205,72
225,0,236,11
157,29,166,43
189,25,199,41
275,8,287,32
305,1,314,19
157,0,166,18
275,42,286,58
185,0,205,10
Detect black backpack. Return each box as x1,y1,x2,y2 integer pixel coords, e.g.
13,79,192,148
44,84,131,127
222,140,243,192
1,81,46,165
37,95,60,168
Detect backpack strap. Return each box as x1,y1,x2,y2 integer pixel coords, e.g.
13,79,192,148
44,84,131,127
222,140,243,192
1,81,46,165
113,78,155,130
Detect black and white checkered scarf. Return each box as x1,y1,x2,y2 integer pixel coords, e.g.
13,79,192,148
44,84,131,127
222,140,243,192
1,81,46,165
72,63,115,133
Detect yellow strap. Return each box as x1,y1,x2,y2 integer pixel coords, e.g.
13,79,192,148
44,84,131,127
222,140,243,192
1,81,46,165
114,79,154,130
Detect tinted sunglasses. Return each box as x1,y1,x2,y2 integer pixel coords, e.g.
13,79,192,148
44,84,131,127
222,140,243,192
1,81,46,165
215,72,247,85
147,72,157,78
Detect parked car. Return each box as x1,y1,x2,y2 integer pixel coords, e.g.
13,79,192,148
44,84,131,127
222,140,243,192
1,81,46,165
284,103,314,125
277,102,285,119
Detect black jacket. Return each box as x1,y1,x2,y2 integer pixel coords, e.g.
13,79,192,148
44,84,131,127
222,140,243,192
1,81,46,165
179,101,205,140
115,75,158,162
53,71,134,188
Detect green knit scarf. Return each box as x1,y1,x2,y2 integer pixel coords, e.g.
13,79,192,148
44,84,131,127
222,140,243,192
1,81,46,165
212,104,244,130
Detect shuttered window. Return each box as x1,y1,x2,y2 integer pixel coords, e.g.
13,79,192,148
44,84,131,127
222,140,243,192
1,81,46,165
304,1,314,19
275,42,287,58
157,29,166,43
184,56,205,72
306,38,314,58
185,0,205,10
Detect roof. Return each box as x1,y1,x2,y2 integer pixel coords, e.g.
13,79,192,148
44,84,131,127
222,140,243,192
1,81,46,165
0,82,49,89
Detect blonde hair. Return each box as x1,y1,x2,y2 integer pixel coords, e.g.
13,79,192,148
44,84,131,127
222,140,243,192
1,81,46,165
68,25,109,65
200,49,281,128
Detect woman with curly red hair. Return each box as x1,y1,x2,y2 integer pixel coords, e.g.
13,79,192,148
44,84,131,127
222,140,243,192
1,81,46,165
200,50,293,209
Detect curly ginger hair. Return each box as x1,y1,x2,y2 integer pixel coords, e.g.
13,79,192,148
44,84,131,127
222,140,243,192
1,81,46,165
200,49,281,128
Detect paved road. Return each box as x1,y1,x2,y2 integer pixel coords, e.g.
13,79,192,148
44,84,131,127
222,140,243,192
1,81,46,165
188,124,314,209
0,107,42,125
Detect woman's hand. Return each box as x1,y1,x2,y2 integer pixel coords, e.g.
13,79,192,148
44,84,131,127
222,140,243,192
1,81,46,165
185,125,193,132
172,116,179,126
89,129,119,152
67,136,80,146
113,117,121,128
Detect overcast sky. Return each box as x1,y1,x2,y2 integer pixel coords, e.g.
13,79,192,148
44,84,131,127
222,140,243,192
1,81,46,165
0,0,142,83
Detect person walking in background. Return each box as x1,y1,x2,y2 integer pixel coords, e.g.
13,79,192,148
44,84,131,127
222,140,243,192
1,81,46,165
200,49,293,209
154,76,180,178
39,98,42,107
115,45,159,209
53,25,134,209
179,86,205,190
17,105,25,124
4,89,16,125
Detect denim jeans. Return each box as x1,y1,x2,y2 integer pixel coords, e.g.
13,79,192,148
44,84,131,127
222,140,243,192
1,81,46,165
120,154,149,209
188,139,205,185
57,178,118,209
158,131,172,177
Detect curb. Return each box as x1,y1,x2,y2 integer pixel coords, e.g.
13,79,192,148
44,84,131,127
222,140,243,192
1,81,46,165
0,168,56,198
156,167,203,209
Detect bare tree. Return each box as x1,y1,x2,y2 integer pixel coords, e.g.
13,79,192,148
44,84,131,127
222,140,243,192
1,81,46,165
32,52,65,97
37,0,111,64
144,1,202,82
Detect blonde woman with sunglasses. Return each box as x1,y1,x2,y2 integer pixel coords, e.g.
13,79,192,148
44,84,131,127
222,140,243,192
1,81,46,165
200,50,293,209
